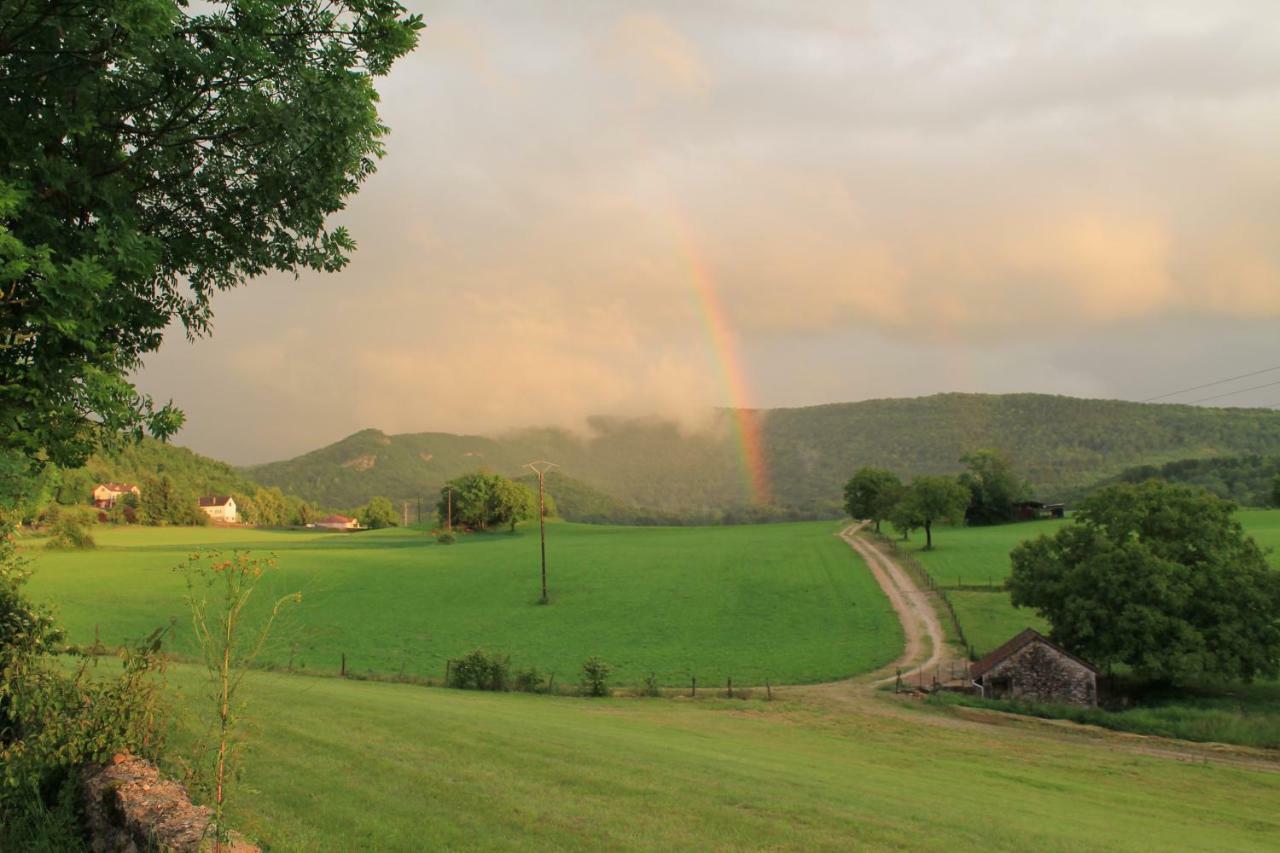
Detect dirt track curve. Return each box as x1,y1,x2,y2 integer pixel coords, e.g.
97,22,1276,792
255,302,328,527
837,523,954,687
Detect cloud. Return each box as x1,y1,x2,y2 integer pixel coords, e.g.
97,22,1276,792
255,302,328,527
133,1,1280,462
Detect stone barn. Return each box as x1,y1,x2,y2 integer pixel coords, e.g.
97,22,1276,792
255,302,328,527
970,628,1098,706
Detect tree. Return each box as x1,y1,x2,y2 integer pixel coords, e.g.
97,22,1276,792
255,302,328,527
437,472,535,532
898,476,969,550
138,475,205,526
1008,481,1280,683
0,1,422,470
358,496,397,530
492,478,536,532
1274,472,1280,507
842,467,903,533
958,449,1027,525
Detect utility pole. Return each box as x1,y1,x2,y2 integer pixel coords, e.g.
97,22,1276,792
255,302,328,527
524,461,558,604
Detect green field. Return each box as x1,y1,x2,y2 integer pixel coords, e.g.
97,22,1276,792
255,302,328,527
23,521,901,686
157,665,1280,851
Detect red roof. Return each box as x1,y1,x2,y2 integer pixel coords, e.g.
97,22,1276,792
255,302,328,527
98,482,138,492
970,628,1098,678
198,495,234,507
318,514,355,524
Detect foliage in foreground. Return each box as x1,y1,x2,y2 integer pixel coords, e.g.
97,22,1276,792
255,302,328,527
0,0,422,470
180,551,299,847
1,523,168,839
1009,481,1280,683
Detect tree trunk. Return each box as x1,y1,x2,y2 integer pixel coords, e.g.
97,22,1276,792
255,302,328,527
924,520,933,550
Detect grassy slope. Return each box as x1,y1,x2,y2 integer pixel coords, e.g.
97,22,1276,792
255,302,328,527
25,521,901,686
166,666,1280,852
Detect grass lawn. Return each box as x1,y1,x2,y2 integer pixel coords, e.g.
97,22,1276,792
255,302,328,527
22,521,901,686
160,666,1280,851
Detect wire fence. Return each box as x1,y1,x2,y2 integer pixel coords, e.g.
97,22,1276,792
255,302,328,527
873,533,977,661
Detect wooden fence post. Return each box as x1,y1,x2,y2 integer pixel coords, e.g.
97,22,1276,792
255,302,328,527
445,659,452,684
727,676,733,698
691,676,696,698
341,653,346,678
766,679,772,701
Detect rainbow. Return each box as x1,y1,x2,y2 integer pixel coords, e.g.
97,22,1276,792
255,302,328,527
676,231,771,506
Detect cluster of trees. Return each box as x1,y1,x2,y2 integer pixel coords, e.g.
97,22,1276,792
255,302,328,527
1009,481,1280,684
235,486,320,528
437,472,544,532
844,449,1041,548
358,496,399,530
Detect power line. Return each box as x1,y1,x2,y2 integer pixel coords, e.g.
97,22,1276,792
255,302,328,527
1187,378,1280,405
1142,364,1280,402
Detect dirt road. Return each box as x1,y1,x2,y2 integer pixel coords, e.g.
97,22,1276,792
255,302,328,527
837,523,955,687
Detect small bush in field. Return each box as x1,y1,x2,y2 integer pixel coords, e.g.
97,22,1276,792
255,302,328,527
435,531,456,545
449,649,510,691
513,666,544,693
44,510,96,550
580,657,612,697
637,672,660,697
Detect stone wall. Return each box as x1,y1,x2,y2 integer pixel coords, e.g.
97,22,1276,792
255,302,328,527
984,641,1096,706
80,753,258,852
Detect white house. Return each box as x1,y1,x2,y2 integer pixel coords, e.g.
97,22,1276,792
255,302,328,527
92,482,140,509
198,495,238,523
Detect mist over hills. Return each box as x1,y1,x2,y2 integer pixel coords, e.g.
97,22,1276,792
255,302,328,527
241,393,1280,521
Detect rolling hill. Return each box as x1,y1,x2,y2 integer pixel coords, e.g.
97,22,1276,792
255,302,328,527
243,393,1280,521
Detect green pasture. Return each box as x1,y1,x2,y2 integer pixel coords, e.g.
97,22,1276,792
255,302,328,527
158,665,1280,851
22,521,900,686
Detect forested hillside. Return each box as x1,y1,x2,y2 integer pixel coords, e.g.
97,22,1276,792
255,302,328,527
51,439,257,506
243,394,1280,522
1077,455,1280,507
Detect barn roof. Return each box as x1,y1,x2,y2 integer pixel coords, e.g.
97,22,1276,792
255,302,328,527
198,495,234,507
318,514,355,524
970,628,1098,678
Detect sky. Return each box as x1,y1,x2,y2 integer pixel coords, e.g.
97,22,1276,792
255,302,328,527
133,1,1280,465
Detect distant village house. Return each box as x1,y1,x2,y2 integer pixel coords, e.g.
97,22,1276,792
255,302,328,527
198,495,238,523
314,514,359,530
970,628,1098,707
93,483,140,509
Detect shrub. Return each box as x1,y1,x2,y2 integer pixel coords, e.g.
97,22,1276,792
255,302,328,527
449,649,511,691
637,672,660,697
436,531,456,545
580,656,612,697
513,666,544,693
43,510,95,550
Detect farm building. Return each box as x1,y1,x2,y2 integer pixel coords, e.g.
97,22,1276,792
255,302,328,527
315,514,359,530
198,495,238,523
92,482,140,509
1012,501,1066,521
971,628,1098,706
